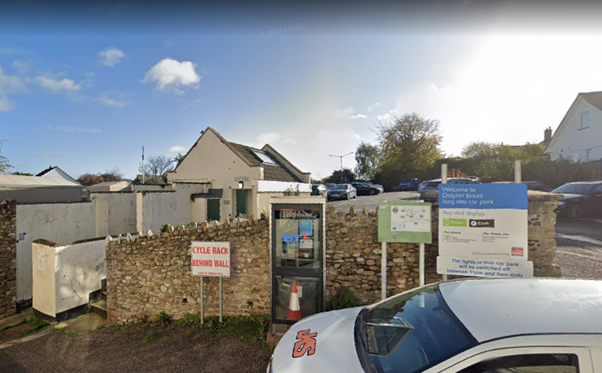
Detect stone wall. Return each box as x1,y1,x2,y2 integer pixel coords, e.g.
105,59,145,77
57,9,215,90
105,218,270,325
0,199,17,319
105,191,561,324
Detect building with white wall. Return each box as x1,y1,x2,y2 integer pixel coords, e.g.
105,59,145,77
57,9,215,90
167,127,311,221
545,91,602,162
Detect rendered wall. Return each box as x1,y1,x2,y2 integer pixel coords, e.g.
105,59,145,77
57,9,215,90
91,192,137,236
32,239,106,318
16,202,95,301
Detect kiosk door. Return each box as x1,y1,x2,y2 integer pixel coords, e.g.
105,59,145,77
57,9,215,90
271,203,324,324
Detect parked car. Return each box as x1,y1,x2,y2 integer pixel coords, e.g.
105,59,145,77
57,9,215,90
419,177,480,202
268,278,602,373
398,178,420,191
327,184,357,201
417,179,431,193
350,181,382,196
551,181,602,219
493,181,552,192
311,184,327,197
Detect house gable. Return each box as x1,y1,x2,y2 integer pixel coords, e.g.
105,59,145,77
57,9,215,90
545,92,602,162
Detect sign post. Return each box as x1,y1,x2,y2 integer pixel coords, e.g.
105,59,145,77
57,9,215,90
191,241,231,324
437,183,533,278
378,202,432,298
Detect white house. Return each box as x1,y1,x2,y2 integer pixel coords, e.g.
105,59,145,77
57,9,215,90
545,91,602,162
167,127,311,221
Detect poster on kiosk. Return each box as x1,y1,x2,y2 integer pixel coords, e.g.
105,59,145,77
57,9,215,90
270,196,326,325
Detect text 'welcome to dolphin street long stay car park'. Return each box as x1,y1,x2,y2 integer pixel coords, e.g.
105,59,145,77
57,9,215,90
268,278,602,373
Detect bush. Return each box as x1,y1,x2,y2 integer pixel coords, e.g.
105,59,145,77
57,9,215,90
328,287,359,310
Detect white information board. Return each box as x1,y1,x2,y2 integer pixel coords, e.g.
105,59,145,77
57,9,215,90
191,241,231,277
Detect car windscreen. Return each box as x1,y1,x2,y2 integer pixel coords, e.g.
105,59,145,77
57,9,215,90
552,183,595,195
331,184,348,190
424,182,441,188
360,284,477,373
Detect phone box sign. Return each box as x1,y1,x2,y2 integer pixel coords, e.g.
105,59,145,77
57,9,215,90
191,241,231,277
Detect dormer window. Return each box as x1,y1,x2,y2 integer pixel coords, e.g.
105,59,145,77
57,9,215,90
253,150,277,165
580,112,591,129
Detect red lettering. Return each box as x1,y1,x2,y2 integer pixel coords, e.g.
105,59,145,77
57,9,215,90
192,260,213,267
212,247,229,254
193,247,211,254
213,260,229,268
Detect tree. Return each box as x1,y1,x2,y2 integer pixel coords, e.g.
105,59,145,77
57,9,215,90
139,155,175,183
174,153,186,166
77,169,123,186
323,168,355,184
375,113,442,189
0,140,12,174
354,142,379,180
11,171,33,176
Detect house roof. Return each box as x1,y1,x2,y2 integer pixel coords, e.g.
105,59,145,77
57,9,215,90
172,127,306,183
0,175,82,188
35,166,79,184
581,91,602,112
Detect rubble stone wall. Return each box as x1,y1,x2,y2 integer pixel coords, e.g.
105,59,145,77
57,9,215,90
0,199,17,319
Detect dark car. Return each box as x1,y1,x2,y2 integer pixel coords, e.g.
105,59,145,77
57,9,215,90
350,181,381,196
551,181,602,219
311,184,327,197
420,178,480,202
398,178,420,191
494,181,552,192
327,183,357,200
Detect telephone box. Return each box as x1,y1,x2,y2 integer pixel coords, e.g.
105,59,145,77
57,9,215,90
270,197,326,325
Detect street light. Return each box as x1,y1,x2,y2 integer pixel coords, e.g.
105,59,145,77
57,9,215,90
329,152,354,169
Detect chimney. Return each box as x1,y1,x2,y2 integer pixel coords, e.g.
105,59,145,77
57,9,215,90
544,127,552,142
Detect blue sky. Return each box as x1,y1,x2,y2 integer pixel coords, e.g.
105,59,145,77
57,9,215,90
2,1,602,180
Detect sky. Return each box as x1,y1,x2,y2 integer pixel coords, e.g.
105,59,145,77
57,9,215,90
2,0,602,181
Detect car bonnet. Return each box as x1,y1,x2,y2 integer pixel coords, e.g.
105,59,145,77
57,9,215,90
270,307,364,372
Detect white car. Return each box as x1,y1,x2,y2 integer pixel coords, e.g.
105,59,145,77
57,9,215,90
268,278,602,373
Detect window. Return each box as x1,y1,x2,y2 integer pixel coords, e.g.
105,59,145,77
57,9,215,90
580,112,591,129
252,150,276,165
459,353,579,373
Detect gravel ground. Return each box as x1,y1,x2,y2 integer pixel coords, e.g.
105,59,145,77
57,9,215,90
3,325,271,373
555,238,602,280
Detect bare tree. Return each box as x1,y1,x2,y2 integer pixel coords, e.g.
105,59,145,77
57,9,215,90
139,155,175,183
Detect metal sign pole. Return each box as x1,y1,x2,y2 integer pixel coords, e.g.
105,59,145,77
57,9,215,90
441,163,448,281
419,243,425,286
381,242,387,300
514,160,522,183
200,276,204,324
219,277,224,323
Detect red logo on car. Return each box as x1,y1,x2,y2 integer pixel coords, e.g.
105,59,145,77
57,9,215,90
292,329,317,358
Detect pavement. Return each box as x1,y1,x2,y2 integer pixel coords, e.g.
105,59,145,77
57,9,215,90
0,309,106,373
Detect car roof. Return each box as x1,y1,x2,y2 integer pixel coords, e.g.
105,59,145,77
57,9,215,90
441,278,602,343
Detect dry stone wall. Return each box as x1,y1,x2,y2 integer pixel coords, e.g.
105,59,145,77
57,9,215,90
0,199,17,319
105,218,270,325
105,191,561,324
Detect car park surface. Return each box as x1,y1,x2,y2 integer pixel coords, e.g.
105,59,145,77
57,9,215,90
268,278,602,373
551,181,602,219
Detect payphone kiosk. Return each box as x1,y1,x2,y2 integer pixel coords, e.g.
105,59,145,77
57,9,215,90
270,197,326,325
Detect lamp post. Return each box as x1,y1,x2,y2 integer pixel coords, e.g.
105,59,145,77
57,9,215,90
329,152,354,170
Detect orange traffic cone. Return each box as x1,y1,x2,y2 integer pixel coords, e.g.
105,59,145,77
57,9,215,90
286,280,302,321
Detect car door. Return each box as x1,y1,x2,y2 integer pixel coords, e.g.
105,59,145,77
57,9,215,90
593,184,602,217
433,346,593,373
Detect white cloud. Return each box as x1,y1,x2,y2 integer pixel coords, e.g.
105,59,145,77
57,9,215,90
97,90,129,108
375,110,396,122
0,66,26,112
143,58,200,93
333,106,366,120
367,102,383,112
169,146,187,153
35,76,80,92
257,132,298,148
98,47,125,67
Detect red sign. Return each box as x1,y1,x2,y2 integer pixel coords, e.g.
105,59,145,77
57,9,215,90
191,241,231,277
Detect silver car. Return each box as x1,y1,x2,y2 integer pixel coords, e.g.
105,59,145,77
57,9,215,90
327,184,357,201
268,278,602,373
